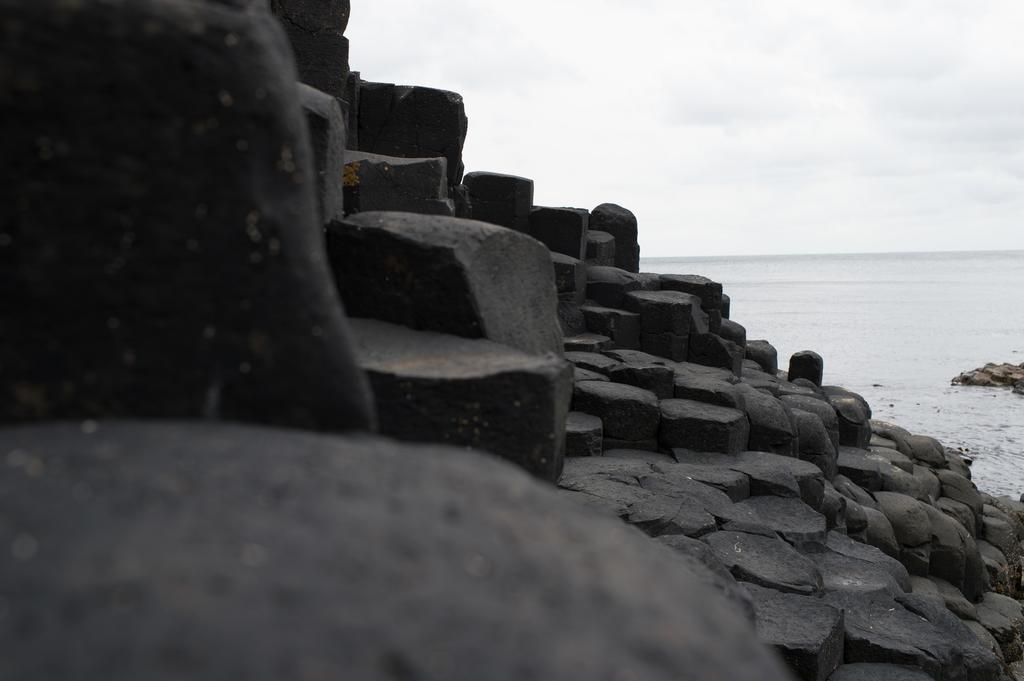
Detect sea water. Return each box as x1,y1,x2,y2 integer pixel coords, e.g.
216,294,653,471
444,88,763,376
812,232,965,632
644,250,1024,496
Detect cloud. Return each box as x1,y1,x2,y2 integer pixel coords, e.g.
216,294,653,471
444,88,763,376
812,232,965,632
346,1,1024,255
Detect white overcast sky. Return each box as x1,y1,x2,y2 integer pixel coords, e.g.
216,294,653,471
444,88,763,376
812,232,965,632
346,1,1024,257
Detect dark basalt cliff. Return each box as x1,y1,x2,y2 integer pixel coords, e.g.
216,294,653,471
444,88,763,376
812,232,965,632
1,2,1022,680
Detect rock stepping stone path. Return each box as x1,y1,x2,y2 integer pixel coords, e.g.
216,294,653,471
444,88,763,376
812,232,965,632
4,1,1024,679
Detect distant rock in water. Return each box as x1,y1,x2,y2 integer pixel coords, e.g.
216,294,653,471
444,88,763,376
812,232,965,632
952,363,1024,389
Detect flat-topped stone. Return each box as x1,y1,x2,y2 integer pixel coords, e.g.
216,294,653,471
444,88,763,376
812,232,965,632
659,399,750,454
585,230,616,266
720,496,828,545
704,531,823,595
573,381,660,442
565,412,602,458
585,266,644,308
342,151,453,216
590,203,639,272
659,274,724,311
352,319,571,481
328,211,562,356
746,584,844,681
529,206,590,260
462,171,533,233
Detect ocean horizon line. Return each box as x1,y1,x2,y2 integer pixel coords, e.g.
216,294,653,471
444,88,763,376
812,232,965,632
642,248,1024,262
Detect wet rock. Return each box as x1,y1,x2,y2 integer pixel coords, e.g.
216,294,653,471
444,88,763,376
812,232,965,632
585,266,644,308
590,203,640,273
789,351,824,387
580,306,640,350
529,206,590,260
299,83,346,224
565,412,602,458
659,400,749,454
357,81,468,186
585,230,616,267
271,0,350,99
0,0,375,431
746,584,844,681
573,381,660,442
704,531,823,595
342,151,454,216
952,362,1024,388
0,420,793,681
352,319,571,481
746,340,780,375
327,211,562,356
462,171,533,233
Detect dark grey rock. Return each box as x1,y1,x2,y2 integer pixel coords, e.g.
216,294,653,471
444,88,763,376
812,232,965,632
342,151,454,216
823,531,912,593
660,274,724,311
529,206,590,260
823,591,963,680
874,492,932,551
838,447,890,492
896,593,1003,681
463,171,533,233
937,496,978,538
719,319,747,350
833,474,879,510
622,290,700,336
746,584,844,681
0,0,375,431
357,81,468,186
657,534,756,622
573,381,660,442
799,542,906,597
607,363,675,399
823,386,872,448
722,496,828,545
721,293,732,318
907,435,948,468
673,370,743,409
828,664,933,681
328,212,563,356
689,333,744,376
581,306,641,350
557,301,586,337
298,83,346,224
928,578,978,621
937,470,984,531
585,266,643,308
641,332,690,361
637,272,662,290
271,0,350,99
821,483,848,531
921,504,972,595
862,507,901,559
746,340,780,375
704,531,823,595
914,465,943,503
659,399,750,454
845,499,869,537
782,395,841,454
565,412,602,458
574,367,610,382
982,514,1019,562
603,437,659,452
353,319,571,481
870,421,916,457
734,384,798,456
869,446,915,473
604,448,677,465
976,539,1012,595
590,203,639,272
585,230,616,267
657,462,752,502
0,420,793,681
565,351,620,375
551,253,586,303
791,409,839,479
789,351,824,387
